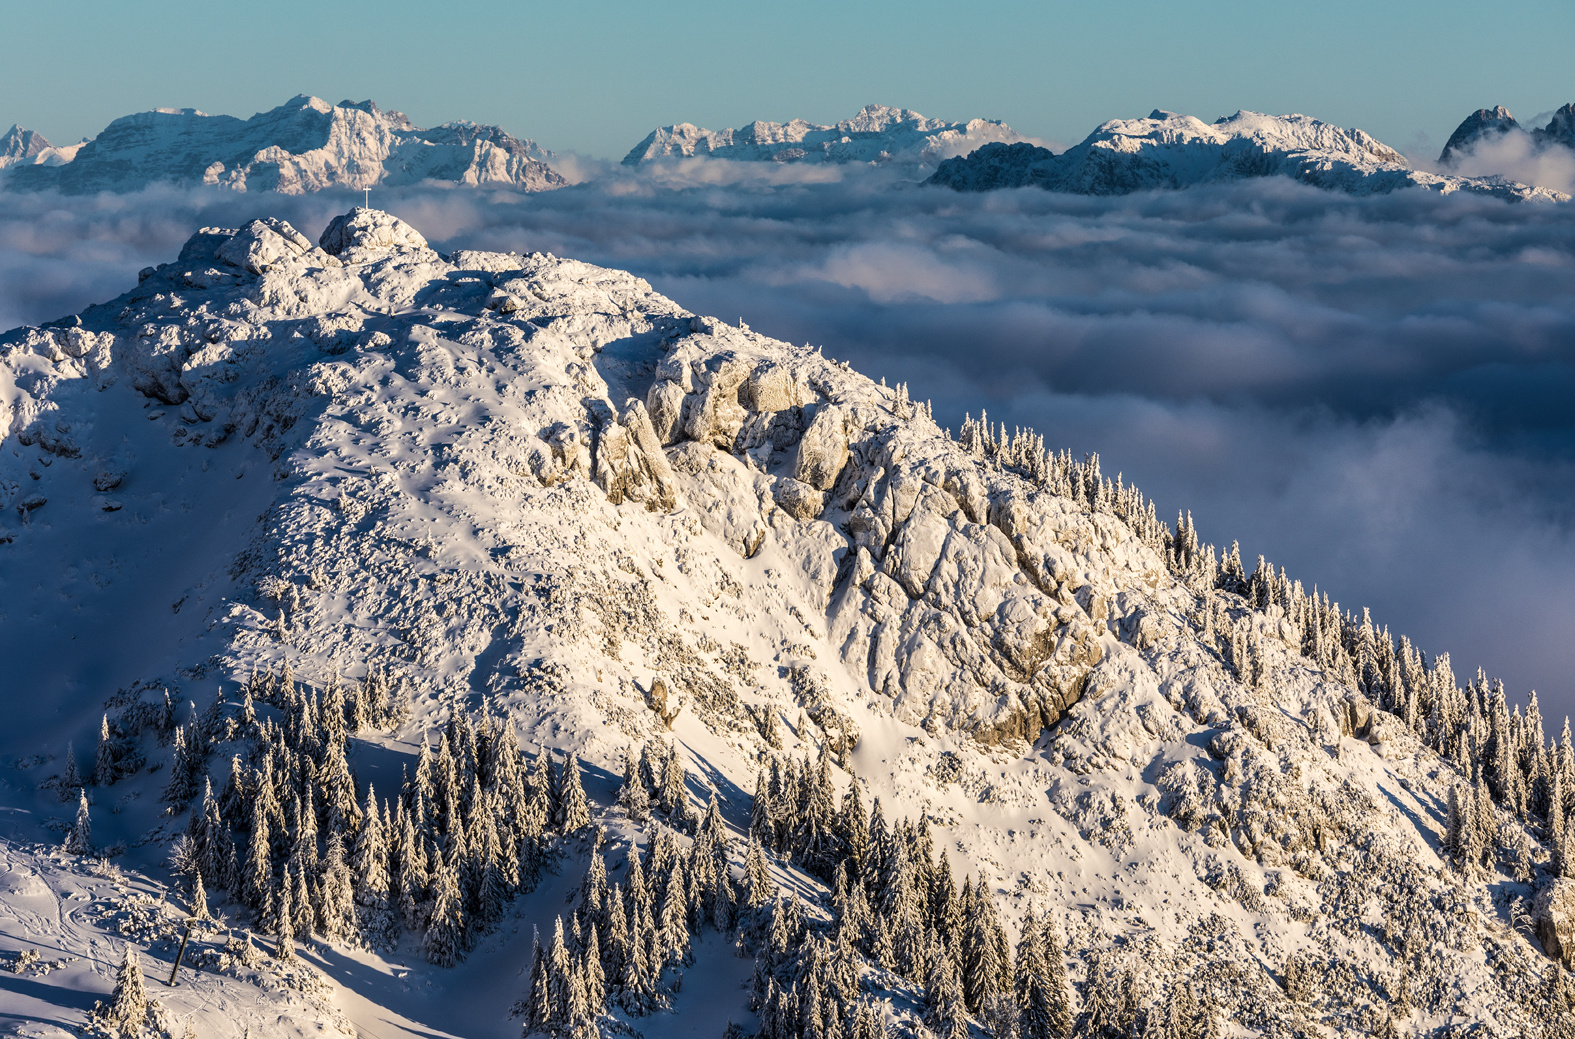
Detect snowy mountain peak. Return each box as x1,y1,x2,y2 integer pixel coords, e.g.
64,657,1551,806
0,123,81,170
931,107,1568,201
1,123,51,160
3,95,565,195
5,207,1575,1036
621,105,1025,168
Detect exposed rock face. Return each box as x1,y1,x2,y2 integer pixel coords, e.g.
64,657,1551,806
622,104,1024,169
793,405,849,491
1534,104,1575,152
1439,106,1521,165
1535,878,1575,969
5,95,564,194
931,109,1569,202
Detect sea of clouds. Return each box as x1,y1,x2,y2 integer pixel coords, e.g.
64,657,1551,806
3,165,1573,716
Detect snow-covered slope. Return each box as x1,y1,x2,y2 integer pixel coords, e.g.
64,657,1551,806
3,95,565,195
622,105,1024,169
931,109,1570,201
3,208,1574,1039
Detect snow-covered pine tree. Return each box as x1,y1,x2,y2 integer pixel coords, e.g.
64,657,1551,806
1014,908,1058,1039
619,749,651,823
848,999,887,1039
1040,917,1074,1038
275,863,297,960
557,755,592,833
750,769,774,847
319,829,355,939
744,837,776,907
924,935,970,1039
424,853,465,966
862,798,890,897
617,896,658,1013
582,925,606,1015
659,867,691,966
190,871,210,921
58,741,81,801
547,915,589,1024
353,784,390,906
396,809,427,931
929,851,960,954
526,929,551,1031
242,799,272,910
838,783,868,880
105,944,147,1033
94,714,116,786
476,819,509,934
65,789,92,854
605,881,631,992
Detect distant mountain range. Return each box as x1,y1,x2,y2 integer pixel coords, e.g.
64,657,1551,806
928,109,1570,202
1,95,564,194
621,104,1025,168
5,97,1573,201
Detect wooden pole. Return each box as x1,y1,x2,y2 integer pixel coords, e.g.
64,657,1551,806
166,921,192,987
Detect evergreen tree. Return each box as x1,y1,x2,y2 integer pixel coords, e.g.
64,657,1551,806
353,784,390,906
548,916,589,1024
319,830,355,939
744,838,776,907
659,867,691,966
557,755,592,833
58,741,81,801
839,784,868,880
925,936,970,1039
243,799,272,910
94,714,117,786
190,871,210,921
424,854,465,967
1015,908,1067,1039
662,748,693,832
582,926,606,1015
619,750,651,823
1040,918,1074,1038
105,945,147,1033
526,930,551,1031
617,895,658,1013
65,789,92,855
275,863,297,960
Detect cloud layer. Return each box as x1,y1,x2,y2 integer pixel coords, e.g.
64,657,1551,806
4,169,1574,716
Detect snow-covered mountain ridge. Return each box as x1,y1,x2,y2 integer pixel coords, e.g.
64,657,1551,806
2,95,564,195
930,109,1570,201
2,208,1574,1038
621,105,1025,169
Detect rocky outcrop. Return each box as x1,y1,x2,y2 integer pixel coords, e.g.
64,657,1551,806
1534,104,1575,152
1535,878,1575,968
319,207,431,264
1438,106,1521,165
215,218,316,274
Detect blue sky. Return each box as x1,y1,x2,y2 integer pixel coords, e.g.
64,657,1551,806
3,0,1572,158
